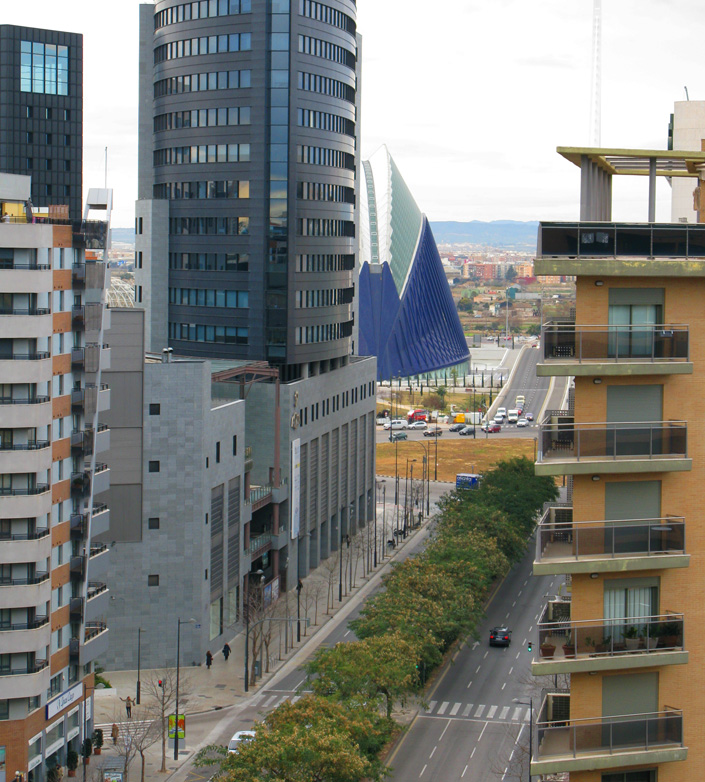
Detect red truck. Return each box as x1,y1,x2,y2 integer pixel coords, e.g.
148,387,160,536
406,409,428,423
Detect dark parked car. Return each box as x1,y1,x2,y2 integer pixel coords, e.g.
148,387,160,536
481,423,501,433
424,428,443,437
489,626,512,647
525,413,534,422
458,426,476,436
449,422,466,432
391,431,408,441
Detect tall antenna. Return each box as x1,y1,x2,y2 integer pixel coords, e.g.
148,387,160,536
589,0,602,146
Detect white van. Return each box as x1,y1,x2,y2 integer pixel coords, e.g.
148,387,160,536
507,409,519,423
496,407,507,419
383,419,408,430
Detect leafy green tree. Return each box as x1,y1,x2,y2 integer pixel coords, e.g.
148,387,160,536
505,267,518,282
436,386,448,408
305,632,421,717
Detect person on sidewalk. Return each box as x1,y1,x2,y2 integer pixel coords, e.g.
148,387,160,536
206,650,213,669
120,696,134,718
111,724,119,745
222,642,231,661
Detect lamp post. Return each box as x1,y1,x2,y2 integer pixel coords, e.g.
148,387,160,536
338,506,344,603
374,479,385,566
349,502,354,593
296,578,303,642
243,571,264,693
136,627,142,704
82,684,94,782
513,697,533,781
174,618,195,760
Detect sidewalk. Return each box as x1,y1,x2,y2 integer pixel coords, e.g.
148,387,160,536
91,499,440,780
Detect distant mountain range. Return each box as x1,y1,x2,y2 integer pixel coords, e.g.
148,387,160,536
430,220,539,250
111,228,136,245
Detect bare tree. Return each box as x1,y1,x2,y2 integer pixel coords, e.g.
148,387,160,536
490,721,531,781
307,576,326,626
109,706,160,782
320,552,339,613
142,669,191,773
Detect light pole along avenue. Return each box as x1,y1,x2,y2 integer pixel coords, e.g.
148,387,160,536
174,618,195,760
513,696,533,781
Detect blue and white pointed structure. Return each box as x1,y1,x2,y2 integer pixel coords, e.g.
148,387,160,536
358,146,469,381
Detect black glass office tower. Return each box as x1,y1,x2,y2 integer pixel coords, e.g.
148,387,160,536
0,25,83,220
136,0,358,377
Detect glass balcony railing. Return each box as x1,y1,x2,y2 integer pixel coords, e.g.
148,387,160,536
537,421,687,462
538,221,705,259
536,508,686,564
542,322,689,363
537,608,684,663
535,695,684,762
247,532,274,556
247,484,273,505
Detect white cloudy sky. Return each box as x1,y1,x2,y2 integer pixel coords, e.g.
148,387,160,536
4,0,704,227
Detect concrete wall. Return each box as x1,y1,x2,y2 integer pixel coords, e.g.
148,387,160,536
671,100,705,223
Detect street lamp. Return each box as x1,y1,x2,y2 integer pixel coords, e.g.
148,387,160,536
243,571,264,693
513,697,533,781
136,627,142,704
375,479,386,566
82,684,95,782
338,505,344,603
174,618,195,760
296,578,303,642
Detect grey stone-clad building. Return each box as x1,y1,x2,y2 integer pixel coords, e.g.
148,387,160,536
0,25,83,220
101,309,249,669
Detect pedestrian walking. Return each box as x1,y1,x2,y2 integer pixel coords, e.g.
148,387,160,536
120,696,134,718
206,650,213,669
111,724,119,745
222,642,231,661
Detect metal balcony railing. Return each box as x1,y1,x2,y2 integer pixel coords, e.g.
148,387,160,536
0,396,50,405
537,609,684,662
87,582,108,599
0,308,51,316
542,322,689,363
85,621,108,641
0,616,48,632
537,421,687,462
0,660,49,677
0,527,49,541
535,695,683,761
90,544,108,558
0,485,49,496
0,441,50,451
0,572,49,586
1,352,50,361
536,509,686,563
538,221,705,259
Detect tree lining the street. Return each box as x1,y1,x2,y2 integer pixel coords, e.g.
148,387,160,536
200,457,556,781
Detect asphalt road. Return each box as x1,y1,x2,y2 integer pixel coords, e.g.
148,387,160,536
386,544,560,782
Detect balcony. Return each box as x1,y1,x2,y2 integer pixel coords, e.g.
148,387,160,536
71,305,85,326
247,484,273,511
0,352,51,384
94,423,110,454
532,694,686,775
71,343,101,372
0,395,51,428
539,322,691,377
88,544,109,580
536,419,690,476
70,555,85,579
534,506,689,575
0,615,49,654
247,532,274,559
0,440,51,473
69,596,84,620
91,503,110,538
71,429,94,455
533,603,687,674
0,526,51,564
70,471,90,497
91,462,110,496
70,513,86,539
0,308,52,339
71,388,85,410
86,582,109,622
0,572,50,610
72,263,86,286
81,621,109,665
0,659,50,699
0,484,51,517
536,221,705,277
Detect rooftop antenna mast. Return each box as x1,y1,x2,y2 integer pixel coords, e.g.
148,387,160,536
589,0,602,146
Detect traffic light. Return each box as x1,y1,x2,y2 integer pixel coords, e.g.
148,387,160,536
158,680,163,688
527,642,533,653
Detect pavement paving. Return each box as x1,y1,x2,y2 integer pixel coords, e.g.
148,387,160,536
89,493,447,781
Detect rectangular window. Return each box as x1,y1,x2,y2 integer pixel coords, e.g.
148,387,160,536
232,435,237,455
148,461,160,473
148,575,159,586
148,518,160,529
215,441,221,463
149,403,161,415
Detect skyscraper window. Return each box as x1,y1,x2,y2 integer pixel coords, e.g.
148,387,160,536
20,41,69,95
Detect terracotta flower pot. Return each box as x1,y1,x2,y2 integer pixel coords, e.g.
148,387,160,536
540,643,556,658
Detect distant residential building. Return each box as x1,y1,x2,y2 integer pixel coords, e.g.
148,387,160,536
670,100,705,223
358,146,469,380
0,175,111,781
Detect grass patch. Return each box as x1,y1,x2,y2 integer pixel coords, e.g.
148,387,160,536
376,438,534,482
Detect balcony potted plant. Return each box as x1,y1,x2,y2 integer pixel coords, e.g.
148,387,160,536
623,625,639,651
639,625,659,650
66,750,79,778
562,635,576,658
540,640,556,658
92,728,103,755
655,619,681,649
595,635,611,654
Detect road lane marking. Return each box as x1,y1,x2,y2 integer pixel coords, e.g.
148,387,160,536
466,679,473,689
505,612,510,619
516,652,520,659
439,720,452,740
487,705,497,718
512,707,522,721
295,678,305,690
525,709,531,722
462,764,468,776
518,590,522,596
478,722,488,741
524,580,528,586
420,764,427,777
474,704,485,718
470,748,476,758
425,700,437,713
463,704,473,716
429,746,437,758
529,625,533,633
437,701,449,715
476,665,481,673
484,651,489,659
450,703,461,716
262,694,278,707
508,667,513,675
501,682,506,690
500,706,509,720
291,695,301,703
512,601,516,607
472,641,479,650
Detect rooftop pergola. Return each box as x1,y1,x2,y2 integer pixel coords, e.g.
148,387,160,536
557,146,705,222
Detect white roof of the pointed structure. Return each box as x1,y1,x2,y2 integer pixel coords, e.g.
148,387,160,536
360,145,424,295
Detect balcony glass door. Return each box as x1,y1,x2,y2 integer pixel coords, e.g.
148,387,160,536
604,579,658,642
605,481,661,555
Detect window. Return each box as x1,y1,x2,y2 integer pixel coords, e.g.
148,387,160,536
148,518,160,530
148,461,160,473
232,435,237,455
215,441,220,463
26,132,33,143
148,575,159,586
149,403,161,415
20,41,69,95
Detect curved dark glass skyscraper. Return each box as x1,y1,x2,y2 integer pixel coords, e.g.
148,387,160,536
136,0,357,378
358,146,469,381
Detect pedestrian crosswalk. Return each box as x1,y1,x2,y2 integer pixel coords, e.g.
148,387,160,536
421,701,530,724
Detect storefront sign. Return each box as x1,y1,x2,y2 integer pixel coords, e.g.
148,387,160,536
46,683,83,720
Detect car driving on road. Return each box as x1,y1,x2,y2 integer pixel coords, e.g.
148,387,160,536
390,431,408,441
228,730,256,754
407,420,428,430
449,422,466,432
489,626,512,647
516,418,529,428
383,419,407,430
424,428,442,437
458,425,475,436
481,423,501,433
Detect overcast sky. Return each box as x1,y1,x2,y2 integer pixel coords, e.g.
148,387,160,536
3,0,704,227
